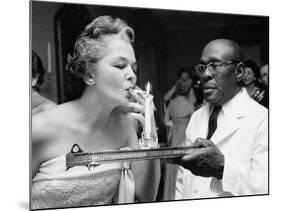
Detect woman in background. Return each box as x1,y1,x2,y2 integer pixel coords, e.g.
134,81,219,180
163,67,196,107
32,51,57,115
31,16,160,209
243,59,265,103
162,67,195,201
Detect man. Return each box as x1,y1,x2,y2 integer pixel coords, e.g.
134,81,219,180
172,39,268,199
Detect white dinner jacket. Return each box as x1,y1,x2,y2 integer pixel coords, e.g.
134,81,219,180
175,88,268,199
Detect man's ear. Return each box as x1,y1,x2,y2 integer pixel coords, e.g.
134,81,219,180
235,62,245,83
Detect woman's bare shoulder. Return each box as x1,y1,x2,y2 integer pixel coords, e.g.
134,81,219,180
31,103,76,169
33,106,60,134
32,103,74,145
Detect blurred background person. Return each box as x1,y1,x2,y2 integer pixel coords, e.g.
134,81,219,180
163,67,196,108
164,67,196,146
32,50,57,115
260,64,268,88
162,67,195,201
243,59,265,104
259,64,269,108
191,72,205,108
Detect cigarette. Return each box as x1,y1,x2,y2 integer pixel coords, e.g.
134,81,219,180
130,86,145,95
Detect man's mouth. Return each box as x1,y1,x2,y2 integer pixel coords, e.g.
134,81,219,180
203,85,217,94
204,85,216,90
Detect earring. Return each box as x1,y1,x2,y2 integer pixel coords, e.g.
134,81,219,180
84,77,95,86
86,78,95,86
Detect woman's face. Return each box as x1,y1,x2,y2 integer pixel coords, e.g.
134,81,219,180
177,72,192,95
260,65,268,87
243,67,256,86
93,37,137,107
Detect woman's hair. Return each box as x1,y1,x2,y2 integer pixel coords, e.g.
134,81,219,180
172,66,193,99
65,16,135,100
32,50,45,91
176,66,192,80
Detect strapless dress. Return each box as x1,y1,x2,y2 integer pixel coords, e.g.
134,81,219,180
31,154,135,210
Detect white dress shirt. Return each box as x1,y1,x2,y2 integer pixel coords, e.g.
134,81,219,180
175,88,268,199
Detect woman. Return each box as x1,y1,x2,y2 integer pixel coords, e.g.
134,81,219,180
31,16,160,209
162,67,195,201
243,59,265,102
163,67,196,107
164,67,196,146
32,50,57,115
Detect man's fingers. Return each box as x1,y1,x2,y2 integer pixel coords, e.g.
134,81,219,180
194,137,214,147
167,148,204,166
179,148,206,164
180,140,194,147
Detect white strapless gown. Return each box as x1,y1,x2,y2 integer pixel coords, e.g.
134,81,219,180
31,154,135,210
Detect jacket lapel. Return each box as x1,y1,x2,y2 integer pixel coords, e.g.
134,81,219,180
190,104,210,142
211,115,240,145
208,88,249,145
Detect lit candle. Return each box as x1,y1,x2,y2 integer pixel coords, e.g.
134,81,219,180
144,82,151,134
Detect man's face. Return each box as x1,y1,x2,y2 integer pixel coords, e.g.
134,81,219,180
260,65,268,87
199,41,240,106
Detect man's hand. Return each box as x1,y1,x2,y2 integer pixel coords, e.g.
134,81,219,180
169,138,225,180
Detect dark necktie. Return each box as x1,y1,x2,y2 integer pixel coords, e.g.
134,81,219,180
207,105,222,139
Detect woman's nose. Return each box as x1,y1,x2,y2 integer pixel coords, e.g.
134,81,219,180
126,67,136,85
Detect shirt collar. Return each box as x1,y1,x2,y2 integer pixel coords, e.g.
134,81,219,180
208,87,249,118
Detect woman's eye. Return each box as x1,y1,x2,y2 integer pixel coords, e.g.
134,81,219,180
114,64,126,69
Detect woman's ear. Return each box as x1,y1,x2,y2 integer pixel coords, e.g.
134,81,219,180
83,72,96,86
235,62,245,83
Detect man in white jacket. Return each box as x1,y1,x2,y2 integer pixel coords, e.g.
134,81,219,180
172,39,268,199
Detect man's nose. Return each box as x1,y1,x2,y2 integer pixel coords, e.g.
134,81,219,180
201,67,213,82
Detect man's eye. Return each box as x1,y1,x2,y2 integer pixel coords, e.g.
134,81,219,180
209,63,218,69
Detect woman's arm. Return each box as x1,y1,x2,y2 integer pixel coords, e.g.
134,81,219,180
123,88,161,201
131,158,161,202
164,85,177,103
32,116,47,177
164,102,174,127
125,123,161,202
